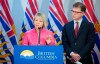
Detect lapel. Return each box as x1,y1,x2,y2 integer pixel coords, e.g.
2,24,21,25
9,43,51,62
68,20,86,39
77,20,85,38
70,21,76,39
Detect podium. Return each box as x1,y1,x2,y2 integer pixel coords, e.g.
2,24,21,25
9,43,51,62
14,45,63,64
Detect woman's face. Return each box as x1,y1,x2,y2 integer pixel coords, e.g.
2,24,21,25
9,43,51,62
34,16,44,30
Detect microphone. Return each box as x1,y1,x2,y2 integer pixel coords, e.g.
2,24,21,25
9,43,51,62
38,27,42,29
38,27,42,45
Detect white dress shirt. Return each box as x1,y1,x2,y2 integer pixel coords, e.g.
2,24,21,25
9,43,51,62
74,18,83,30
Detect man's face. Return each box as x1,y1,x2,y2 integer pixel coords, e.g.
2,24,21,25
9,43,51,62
71,7,84,21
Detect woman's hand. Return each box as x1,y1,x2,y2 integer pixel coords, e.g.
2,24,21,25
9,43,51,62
46,35,52,45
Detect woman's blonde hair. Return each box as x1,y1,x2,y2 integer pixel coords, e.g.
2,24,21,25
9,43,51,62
33,13,48,28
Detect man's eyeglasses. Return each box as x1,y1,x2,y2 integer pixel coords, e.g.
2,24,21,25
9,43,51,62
71,10,83,13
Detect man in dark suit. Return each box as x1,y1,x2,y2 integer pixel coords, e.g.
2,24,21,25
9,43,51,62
62,2,95,64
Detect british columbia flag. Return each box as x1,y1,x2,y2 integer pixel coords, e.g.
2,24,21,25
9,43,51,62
18,0,39,45
0,0,17,64
48,0,100,64
48,0,68,45
82,0,100,64
0,0,100,64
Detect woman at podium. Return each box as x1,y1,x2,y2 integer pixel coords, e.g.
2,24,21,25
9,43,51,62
22,13,55,46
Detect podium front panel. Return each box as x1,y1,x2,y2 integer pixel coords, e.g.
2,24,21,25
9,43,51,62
14,45,63,64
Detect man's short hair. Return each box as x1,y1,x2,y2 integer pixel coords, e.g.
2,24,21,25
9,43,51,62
73,2,86,12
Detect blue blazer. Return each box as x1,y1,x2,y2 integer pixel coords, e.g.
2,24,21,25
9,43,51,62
62,19,95,63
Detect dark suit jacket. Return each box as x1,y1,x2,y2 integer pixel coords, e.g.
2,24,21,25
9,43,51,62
62,19,95,64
